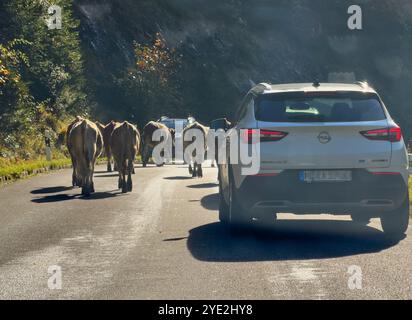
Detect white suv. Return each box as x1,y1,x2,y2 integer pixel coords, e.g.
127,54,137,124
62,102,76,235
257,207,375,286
218,82,410,238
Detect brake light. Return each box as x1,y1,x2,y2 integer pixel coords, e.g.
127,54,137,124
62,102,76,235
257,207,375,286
241,129,288,144
252,173,279,177
360,126,402,142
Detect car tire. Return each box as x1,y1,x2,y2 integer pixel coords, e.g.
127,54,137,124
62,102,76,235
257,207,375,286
218,178,229,224
380,195,410,239
228,168,251,235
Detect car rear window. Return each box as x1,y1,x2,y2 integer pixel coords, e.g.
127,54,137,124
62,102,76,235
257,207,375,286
160,120,188,129
255,91,386,122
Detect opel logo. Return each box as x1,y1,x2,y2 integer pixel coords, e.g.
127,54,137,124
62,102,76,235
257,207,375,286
318,131,331,144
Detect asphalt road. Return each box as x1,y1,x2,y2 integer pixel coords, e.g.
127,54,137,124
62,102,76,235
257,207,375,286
0,164,411,299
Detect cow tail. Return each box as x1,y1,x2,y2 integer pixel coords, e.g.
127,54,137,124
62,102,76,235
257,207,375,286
80,120,90,164
122,122,129,170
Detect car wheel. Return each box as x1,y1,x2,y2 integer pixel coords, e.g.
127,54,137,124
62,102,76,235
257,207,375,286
380,195,410,239
218,178,229,224
228,169,251,235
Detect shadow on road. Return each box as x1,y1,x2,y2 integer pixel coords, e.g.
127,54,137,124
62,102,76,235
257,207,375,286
163,237,188,242
94,174,119,178
163,176,193,180
31,191,119,203
30,186,73,194
187,183,218,189
187,221,399,262
200,193,219,210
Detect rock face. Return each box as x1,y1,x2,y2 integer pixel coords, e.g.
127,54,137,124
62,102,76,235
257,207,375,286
74,0,412,136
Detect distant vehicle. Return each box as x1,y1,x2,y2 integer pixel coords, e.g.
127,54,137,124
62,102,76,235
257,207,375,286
219,82,410,239
158,116,190,131
158,116,194,162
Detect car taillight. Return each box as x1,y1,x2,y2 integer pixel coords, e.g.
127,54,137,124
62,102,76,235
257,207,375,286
360,126,402,142
241,129,288,144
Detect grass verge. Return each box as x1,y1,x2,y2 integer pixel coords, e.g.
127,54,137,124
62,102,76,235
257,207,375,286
0,158,72,183
0,155,142,185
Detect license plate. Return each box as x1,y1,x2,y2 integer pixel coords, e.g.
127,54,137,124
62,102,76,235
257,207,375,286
299,170,352,183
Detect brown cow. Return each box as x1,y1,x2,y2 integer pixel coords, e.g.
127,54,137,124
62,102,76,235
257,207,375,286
95,120,118,172
67,119,103,196
141,121,172,167
110,121,140,193
183,121,209,178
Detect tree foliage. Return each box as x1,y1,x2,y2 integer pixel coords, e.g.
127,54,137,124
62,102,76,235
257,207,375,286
0,0,89,159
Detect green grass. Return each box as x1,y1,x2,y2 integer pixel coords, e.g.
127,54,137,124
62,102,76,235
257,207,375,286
0,154,142,183
0,158,72,181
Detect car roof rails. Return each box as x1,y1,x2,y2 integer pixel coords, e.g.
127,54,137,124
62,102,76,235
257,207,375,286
355,81,369,88
252,82,272,94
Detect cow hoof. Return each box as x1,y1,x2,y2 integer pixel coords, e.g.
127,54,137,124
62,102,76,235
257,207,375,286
82,188,91,197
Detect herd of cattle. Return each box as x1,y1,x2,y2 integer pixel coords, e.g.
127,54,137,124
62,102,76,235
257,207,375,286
65,116,211,196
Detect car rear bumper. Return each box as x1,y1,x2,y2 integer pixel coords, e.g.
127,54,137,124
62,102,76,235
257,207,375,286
236,169,408,216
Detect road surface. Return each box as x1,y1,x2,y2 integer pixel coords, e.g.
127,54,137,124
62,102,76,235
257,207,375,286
0,164,411,299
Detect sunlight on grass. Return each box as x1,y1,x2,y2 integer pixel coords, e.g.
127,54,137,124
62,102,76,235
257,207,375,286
0,158,72,181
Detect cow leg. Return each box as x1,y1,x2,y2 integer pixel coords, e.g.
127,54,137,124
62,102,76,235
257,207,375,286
107,155,112,172
71,158,78,187
198,164,203,178
118,172,123,189
142,145,149,167
82,164,94,196
121,171,128,193
127,160,133,192
82,177,91,196
118,160,126,193
90,162,96,193
192,162,197,178
72,168,77,187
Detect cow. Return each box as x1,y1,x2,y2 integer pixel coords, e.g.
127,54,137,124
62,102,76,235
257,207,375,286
95,120,118,172
110,121,140,193
209,118,232,167
141,121,172,167
67,119,103,196
183,121,209,178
